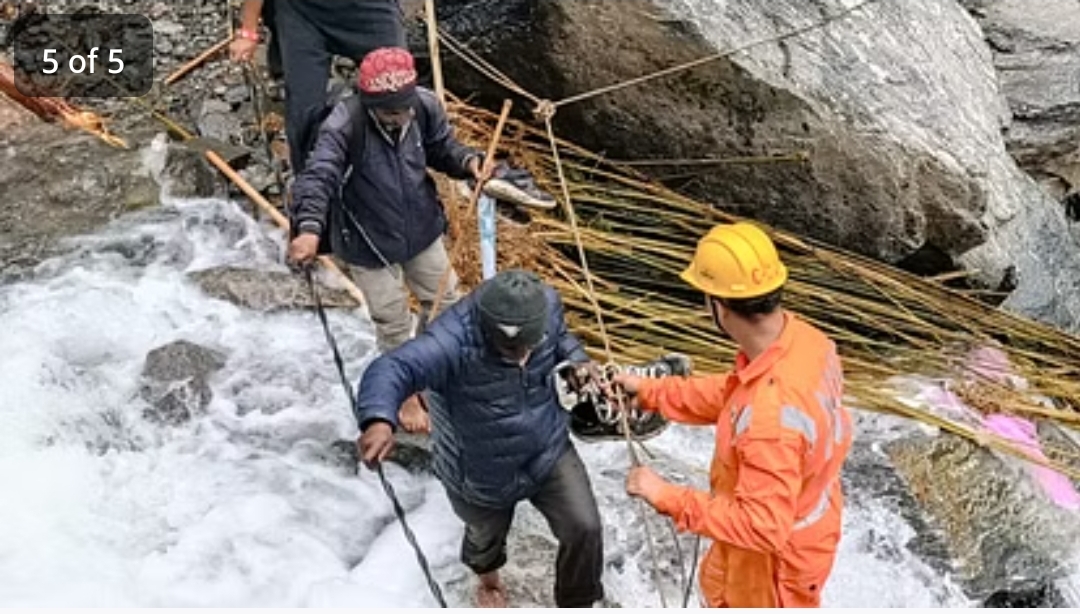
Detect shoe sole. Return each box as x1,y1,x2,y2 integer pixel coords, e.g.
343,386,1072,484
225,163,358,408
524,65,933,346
483,178,557,210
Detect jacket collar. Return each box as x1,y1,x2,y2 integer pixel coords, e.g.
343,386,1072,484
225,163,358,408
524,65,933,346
733,310,795,385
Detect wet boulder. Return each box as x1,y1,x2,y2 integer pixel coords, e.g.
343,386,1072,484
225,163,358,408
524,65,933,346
884,432,1077,604
138,339,227,425
983,583,1068,608
187,266,359,312
158,138,225,200
319,434,433,475
0,119,160,281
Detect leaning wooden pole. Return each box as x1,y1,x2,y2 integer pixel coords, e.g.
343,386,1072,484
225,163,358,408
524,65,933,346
204,150,368,307
424,0,445,106
163,37,232,86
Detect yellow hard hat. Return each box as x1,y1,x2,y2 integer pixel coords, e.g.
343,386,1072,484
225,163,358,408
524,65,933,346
679,222,788,299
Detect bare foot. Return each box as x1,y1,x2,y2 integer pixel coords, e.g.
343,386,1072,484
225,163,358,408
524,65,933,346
476,572,508,608
398,394,430,434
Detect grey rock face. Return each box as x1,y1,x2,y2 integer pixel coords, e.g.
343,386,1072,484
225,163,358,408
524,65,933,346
958,181,1080,328
958,0,1080,266
139,340,227,425
661,0,1080,332
959,0,1080,184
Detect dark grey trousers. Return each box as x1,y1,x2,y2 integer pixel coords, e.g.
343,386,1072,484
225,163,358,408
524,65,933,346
271,0,407,172
446,444,606,608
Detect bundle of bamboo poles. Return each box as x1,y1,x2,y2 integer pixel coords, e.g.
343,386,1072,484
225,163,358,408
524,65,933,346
442,97,1080,478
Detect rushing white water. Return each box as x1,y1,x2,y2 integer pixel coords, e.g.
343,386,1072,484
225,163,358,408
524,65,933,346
0,189,1027,608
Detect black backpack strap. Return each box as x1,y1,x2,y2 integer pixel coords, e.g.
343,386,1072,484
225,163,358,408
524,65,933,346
343,93,365,150
414,93,436,149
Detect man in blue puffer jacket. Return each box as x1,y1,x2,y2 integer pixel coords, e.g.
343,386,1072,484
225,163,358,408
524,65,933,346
356,270,605,608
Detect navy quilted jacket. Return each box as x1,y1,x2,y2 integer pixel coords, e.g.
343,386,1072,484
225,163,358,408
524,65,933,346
290,87,479,268
355,283,590,508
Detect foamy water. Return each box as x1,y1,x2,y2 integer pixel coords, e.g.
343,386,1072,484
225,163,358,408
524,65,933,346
0,190,1004,607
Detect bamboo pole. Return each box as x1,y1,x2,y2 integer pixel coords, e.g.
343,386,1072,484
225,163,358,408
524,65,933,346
424,0,445,106
204,150,368,307
163,37,232,86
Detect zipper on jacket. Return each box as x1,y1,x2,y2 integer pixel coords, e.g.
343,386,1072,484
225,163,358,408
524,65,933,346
371,113,413,256
396,130,412,258
518,364,528,416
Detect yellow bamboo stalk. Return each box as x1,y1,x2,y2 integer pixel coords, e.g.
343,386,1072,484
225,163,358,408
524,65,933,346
424,0,446,106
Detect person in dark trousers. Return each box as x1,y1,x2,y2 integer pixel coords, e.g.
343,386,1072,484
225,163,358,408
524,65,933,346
288,47,481,433
357,270,606,608
229,0,408,174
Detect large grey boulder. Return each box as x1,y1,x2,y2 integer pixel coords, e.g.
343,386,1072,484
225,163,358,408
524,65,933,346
433,0,1080,331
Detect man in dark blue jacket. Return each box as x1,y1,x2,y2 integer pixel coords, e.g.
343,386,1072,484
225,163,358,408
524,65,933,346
288,47,482,432
356,270,606,608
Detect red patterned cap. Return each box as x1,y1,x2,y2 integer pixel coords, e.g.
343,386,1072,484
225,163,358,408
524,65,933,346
357,47,419,109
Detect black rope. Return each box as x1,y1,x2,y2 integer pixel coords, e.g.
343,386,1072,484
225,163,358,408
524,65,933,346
375,462,448,607
303,267,448,608
304,267,356,406
656,484,698,608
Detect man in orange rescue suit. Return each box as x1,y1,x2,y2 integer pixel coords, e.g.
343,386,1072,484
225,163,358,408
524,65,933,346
614,221,853,608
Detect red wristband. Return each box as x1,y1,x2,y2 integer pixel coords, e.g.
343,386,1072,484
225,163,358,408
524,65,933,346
236,28,260,42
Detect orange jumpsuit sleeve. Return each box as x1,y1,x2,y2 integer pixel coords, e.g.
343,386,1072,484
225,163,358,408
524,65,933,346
637,374,729,426
652,412,805,553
